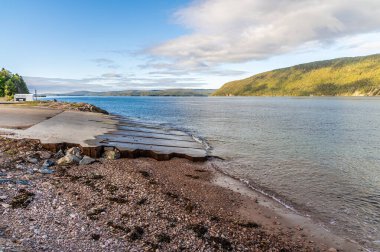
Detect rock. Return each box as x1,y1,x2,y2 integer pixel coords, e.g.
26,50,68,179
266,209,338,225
26,156,38,164
79,156,96,165
38,151,51,159
10,190,35,208
39,168,55,174
57,154,81,165
0,195,8,201
42,159,55,168
16,164,27,170
328,248,337,252
66,147,82,158
91,233,100,241
103,150,120,160
54,150,65,159
1,203,10,208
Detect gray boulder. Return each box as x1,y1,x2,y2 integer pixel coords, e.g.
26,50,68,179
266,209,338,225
54,150,65,159
42,159,55,168
57,154,81,165
79,156,96,165
66,147,82,158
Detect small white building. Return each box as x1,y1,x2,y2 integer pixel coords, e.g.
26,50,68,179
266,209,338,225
14,94,35,102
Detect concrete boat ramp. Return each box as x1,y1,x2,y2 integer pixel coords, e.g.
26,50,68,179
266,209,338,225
0,106,208,161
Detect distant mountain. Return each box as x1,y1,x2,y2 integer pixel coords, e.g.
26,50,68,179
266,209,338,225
47,89,215,97
213,54,380,96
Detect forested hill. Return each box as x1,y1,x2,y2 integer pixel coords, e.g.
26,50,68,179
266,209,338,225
0,68,29,97
213,54,380,96
48,89,215,97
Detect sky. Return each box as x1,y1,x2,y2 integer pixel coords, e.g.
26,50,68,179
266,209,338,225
1,0,380,93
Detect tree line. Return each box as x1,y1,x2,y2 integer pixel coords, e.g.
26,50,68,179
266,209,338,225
0,68,29,97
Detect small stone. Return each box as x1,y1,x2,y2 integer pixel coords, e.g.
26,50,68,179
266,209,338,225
38,151,51,159
41,159,55,169
15,164,26,170
26,157,38,164
328,248,337,252
1,203,10,208
0,195,8,200
10,190,35,208
39,168,55,174
91,233,100,241
79,156,96,165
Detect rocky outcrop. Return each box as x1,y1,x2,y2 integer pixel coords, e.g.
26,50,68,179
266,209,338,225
57,147,100,165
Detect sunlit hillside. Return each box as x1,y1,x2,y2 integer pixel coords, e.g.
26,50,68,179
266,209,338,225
213,54,380,96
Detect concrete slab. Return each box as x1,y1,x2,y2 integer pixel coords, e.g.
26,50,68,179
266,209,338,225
0,107,62,129
9,111,117,147
0,106,208,161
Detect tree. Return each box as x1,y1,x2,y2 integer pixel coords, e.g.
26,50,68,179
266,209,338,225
0,68,29,97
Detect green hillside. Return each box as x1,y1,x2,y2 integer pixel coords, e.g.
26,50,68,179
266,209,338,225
0,68,29,98
213,54,380,96
49,89,215,97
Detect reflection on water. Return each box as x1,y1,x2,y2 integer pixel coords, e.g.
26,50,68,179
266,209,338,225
46,96,380,250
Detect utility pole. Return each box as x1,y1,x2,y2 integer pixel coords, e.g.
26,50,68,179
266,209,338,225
35,89,38,101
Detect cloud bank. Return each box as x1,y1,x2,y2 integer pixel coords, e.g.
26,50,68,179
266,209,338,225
149,0,380,66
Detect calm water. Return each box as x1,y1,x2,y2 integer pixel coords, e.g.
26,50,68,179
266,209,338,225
45,96,380,250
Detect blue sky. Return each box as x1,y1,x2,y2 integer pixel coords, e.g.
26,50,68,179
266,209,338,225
1,0,380,93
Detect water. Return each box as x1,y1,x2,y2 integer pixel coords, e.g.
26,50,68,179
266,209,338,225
44,96,380,250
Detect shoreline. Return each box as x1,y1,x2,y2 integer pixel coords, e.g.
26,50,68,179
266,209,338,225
0,103,365,251
210,162,364,251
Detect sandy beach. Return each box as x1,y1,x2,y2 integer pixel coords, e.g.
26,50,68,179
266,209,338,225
0,103,364,251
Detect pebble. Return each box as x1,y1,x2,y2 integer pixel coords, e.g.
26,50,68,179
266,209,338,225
39,168,55,174
1,203,10,208
0,195,8,200
26,157,39,164
38,151,52,159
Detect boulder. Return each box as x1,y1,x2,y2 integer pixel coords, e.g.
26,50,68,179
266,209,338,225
103,150,120,160
79,156,96,165
57,154,81,165
42,159,55,168
66,147,82,158
54,150,65,159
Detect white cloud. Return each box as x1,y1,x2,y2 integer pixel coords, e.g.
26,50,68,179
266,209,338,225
149,0,380,66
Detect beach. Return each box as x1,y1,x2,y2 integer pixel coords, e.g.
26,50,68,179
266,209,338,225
0,103,364,251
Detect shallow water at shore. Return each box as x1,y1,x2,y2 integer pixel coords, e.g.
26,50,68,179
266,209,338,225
44,96,380,250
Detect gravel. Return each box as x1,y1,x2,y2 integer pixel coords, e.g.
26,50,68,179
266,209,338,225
0,137,319,251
